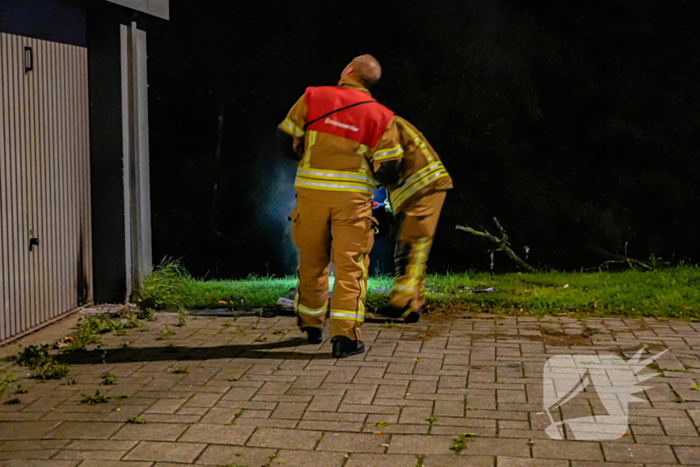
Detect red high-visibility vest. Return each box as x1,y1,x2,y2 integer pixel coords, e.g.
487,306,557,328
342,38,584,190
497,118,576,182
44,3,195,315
305,86,394,148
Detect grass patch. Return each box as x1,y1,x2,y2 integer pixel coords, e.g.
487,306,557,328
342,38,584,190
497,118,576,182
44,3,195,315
133,263,700,320
128,416,146,424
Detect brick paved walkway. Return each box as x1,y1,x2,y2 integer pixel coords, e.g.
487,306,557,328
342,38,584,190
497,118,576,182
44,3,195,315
1,311,699,466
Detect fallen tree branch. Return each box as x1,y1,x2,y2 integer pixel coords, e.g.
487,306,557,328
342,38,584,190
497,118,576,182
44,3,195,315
456,218,535,272
585,245,653,271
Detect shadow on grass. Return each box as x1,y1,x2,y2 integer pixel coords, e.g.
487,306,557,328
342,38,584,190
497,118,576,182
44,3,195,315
56,337,336,364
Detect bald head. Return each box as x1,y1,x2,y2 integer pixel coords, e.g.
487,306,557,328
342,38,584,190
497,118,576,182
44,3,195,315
341,54,382,89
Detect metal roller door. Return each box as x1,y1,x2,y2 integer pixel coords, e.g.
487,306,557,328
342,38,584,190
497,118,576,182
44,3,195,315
0,32,92,342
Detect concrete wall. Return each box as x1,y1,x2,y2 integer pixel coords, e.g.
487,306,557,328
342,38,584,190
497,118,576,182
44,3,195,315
105,0,169,20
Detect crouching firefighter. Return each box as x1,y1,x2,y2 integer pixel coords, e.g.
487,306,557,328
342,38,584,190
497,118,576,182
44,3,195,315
374,116,453,323
277,55,403,358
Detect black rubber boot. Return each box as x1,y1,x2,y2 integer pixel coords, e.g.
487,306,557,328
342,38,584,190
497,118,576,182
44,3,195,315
403,309,421,324
302,327,322,345
331,336,365,358
376,303,406,319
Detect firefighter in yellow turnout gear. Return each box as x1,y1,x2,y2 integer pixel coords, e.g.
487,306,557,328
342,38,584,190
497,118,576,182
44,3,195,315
278,55,403,358
374,117,453,323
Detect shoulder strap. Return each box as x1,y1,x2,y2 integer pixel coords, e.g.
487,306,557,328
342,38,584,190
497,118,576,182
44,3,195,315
303,100,376,130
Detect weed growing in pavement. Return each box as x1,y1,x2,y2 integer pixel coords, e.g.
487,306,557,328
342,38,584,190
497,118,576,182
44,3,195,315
416,454,426,467
225,409,244,425
3,397,20,405
177,309,188,327
376,421,390,428
450,432,476,453
128,416,146,424
81,390,110,404
62,314,144,352
13,345,52,368
13,384,28,394
426,416,437,424
172,366,188,374
30,361,70,380
138,308,156,321
101,372,117,385
0,370,18,396
272,329,287,335
158,326,176,340
228,376,239,382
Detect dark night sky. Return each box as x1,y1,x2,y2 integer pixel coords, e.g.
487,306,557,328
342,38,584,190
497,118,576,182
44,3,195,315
145,0,700,278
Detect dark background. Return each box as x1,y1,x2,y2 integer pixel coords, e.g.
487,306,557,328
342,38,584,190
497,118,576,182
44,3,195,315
146,0,700,278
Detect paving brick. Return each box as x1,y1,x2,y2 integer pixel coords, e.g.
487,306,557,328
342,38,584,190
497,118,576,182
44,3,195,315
247,427,321,450
498,457,567,467
123,441,206,463
602,443,677,463
52,450,126,460
421,454,495,466
386,435,454,454
408,380,438,394
307,395,343,412
179,424,255,445
344,454,417,467
271,402,307,420
234,417,298,428
2,461,79,467
270,449,347,467
570,463,643,467
221,387,259,401
194,445,276,465
0,421,60,440
76,462,153,467
303,411,366,422
0,450,57,460
434,400,465,417
145,399,186,414
533,440,604,461
44,422,122,440
111,423,188,441
316,432,389,452
183,393,222,408
399,407,432,424
674,446,700,465
298,420,363,432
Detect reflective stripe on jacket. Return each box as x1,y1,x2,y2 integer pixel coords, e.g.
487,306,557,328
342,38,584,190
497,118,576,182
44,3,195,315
387,116,453,213
279,77,401,204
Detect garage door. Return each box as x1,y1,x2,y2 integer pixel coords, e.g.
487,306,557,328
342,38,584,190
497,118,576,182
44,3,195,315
0,32,92,342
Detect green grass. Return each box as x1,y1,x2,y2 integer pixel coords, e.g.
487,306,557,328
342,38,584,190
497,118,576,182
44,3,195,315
134,261,700,320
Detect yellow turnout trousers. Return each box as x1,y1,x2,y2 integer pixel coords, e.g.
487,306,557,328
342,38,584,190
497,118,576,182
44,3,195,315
390,190,446,314
290,192,375,340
